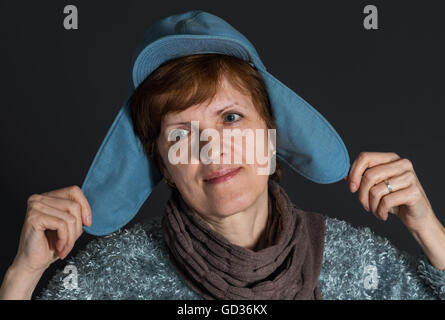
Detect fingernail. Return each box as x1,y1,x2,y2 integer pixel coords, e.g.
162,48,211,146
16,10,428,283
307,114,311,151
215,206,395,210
56,240,63,252
350,183,356,192
62,246,69,259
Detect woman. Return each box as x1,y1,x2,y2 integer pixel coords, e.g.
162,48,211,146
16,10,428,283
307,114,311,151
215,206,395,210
1,10,445,300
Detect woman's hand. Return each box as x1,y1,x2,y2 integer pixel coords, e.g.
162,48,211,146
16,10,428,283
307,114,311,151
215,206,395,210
15,185,92,270
0,185,92,299
345,151,445,270
345,152,435,231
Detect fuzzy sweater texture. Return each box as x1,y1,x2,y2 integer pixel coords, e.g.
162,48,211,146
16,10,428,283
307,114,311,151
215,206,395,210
36,214,445,300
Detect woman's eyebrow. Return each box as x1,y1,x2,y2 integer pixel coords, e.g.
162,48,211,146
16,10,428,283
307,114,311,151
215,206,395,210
214,102,239,115
166,121,190,128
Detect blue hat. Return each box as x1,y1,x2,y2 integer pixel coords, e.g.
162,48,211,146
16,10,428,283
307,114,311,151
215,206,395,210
81,10,350,236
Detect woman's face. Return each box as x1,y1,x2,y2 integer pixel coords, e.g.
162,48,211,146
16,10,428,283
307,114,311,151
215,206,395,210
156,76,274,219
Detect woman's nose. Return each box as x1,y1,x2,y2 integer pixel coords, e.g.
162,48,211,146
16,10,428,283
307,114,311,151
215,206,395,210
197,129,227,164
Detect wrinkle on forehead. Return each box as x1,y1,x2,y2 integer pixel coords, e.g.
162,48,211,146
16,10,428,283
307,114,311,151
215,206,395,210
162,77,255,129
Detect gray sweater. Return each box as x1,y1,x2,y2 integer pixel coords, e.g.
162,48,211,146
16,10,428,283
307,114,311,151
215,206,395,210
36,214,445,300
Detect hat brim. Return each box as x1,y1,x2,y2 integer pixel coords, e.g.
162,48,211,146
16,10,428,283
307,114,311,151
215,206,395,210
258,68,350,184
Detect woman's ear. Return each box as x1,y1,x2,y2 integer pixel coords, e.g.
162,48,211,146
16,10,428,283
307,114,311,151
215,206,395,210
158,158,172,181
163,169,173,182
153,146,172,181
159,161,176,188
161,167,176,188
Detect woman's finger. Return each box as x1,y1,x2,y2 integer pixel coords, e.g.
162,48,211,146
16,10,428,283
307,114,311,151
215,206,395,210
375,184,419,221
28,212,69,259
27,201,77,258
348,152,400,192
369,170,415,214
40,185,92,227
359,158,413,211
28,194,83,237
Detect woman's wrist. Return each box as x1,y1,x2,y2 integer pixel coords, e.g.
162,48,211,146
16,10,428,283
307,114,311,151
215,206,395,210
408,212,445,270
0,262,46,300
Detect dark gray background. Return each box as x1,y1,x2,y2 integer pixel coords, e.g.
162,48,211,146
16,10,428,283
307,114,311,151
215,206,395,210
1,1,444,298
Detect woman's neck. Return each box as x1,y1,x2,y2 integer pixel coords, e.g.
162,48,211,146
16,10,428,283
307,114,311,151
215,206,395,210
196,184,270,250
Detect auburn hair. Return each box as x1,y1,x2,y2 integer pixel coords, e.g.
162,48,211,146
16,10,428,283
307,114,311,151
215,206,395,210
130,53,281,183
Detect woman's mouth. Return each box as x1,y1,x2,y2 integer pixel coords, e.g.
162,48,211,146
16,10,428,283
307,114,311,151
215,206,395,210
203,167,242,184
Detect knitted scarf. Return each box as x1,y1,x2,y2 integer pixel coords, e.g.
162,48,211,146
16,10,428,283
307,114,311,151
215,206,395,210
161,179,326,300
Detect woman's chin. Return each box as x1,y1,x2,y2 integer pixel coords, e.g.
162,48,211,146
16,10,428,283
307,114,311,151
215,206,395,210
202,174,255,213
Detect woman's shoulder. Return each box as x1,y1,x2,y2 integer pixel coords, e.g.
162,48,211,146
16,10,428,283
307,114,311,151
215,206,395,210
322,215,395,248
321,215,413,265
321,214,414,272
36,215,201,300
318,214,437,299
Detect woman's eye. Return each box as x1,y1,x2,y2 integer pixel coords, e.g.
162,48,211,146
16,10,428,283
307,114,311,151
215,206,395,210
169,128,189,142
223,113,242,123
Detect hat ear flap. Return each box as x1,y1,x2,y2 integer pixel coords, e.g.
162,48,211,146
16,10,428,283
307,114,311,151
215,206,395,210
81,99,163,236
257,68,350,184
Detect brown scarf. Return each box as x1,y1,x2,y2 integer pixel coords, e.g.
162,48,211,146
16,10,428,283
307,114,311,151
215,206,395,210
161,179,326,300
